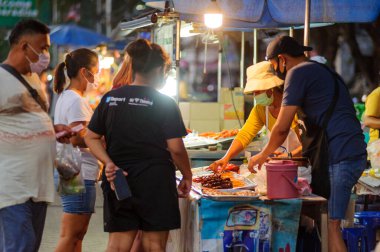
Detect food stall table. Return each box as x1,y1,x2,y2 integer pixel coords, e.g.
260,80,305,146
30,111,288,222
167,193,328,252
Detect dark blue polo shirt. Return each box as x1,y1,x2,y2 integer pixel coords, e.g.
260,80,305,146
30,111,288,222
282,61,366,164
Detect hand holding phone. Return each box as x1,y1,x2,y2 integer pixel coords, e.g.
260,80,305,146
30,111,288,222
113,168,132,200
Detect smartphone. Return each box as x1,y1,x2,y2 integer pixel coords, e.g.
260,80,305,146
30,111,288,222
55,124,85,139
113,169,132,200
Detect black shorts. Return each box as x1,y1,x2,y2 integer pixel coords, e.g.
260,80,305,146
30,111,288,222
102,162,181,232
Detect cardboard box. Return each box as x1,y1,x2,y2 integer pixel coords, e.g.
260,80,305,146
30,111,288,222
222,104,244,120
220,88,244,105
190,120,220,133
220,88,244,121
190,102,220,120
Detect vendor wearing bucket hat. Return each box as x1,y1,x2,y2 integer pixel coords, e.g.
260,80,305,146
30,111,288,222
209,61,302,172
250,35,367,252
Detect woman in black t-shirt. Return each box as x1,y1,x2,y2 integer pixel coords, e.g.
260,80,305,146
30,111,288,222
85,39,192,252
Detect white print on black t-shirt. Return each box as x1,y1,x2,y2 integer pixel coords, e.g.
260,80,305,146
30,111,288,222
106,96,126,106
128,97,153,107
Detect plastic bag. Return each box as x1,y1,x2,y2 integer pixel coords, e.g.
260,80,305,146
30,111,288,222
253,165,267,195
57,169,85,195
298,166,312,184
55,144,82,180
55,144,85,195
367,139,380,169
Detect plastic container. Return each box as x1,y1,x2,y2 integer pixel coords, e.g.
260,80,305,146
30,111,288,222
239,158,250,176
266,160,299,199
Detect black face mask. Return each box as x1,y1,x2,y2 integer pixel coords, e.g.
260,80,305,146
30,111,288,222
275,57,287,80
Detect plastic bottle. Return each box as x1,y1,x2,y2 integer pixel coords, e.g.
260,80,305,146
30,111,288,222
240,158,250,176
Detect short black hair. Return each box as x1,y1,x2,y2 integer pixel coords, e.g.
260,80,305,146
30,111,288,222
9,19,50,46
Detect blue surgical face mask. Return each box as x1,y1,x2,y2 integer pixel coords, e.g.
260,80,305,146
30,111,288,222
254,92,273,106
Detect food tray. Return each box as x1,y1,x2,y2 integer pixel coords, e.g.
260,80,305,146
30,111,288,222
183,136,235,149
202,189,260,201
176,166,257,196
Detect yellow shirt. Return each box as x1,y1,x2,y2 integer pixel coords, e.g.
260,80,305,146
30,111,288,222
365,87,380,143
235,105,299,148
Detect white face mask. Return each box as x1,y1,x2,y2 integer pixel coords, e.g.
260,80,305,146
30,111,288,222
85,70,100,89
26,44,50,74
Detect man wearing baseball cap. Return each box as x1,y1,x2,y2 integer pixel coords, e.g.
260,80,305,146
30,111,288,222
249,35,366,251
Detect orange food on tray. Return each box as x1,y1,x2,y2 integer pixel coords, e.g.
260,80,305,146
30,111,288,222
198,129,239,140
221,172,245,188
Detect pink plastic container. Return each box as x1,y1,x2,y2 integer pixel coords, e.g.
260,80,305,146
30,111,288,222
266,160,300,199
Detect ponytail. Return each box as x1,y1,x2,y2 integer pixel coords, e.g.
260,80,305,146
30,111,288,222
53,62,66,94
53,48,98,94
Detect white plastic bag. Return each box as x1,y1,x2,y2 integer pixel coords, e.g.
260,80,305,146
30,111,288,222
253,165,267,195
55,144,82,180
55,144,85,195
298,166,312,184
367,139,380,169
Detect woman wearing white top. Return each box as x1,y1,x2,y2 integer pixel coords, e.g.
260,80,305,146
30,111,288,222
53,48,100,252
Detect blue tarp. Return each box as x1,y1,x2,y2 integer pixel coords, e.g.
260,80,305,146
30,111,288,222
143,0,380,29
50,24,111,47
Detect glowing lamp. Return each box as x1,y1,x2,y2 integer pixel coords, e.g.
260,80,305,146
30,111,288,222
204,0,223,29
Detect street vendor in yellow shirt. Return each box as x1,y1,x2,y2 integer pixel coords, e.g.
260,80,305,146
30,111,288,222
210,61,301,170
363,86,380,143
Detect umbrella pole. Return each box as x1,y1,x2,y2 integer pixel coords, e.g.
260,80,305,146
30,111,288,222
240,31,245,88
253,28,258,64
304,0,311,57
289,27,294,37
176,19,181,103
217,33,222,103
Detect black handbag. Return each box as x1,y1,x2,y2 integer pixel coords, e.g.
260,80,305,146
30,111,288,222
298,62,340,199
0,63,48,112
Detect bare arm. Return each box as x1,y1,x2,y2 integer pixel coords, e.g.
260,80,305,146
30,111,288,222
363,115,380,129
167,138,192,197
209,139,244,171
248,106,299,171
84,129,112,165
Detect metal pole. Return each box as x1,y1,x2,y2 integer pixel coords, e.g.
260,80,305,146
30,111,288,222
304,0,311,57
175,19,181,103
289,27,294,37
253,29,258,64
52,0,58,24
240,32,245,88
105,0,112,36
217,34,222,103
96,0,102,33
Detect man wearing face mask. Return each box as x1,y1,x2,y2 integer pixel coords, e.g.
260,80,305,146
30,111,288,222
248,36,366,252
210,61,302,172
0,19,72,252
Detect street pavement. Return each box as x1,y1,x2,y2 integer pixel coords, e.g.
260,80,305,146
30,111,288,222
39,185,108,252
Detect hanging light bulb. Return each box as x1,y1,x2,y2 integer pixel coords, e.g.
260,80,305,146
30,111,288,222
204,0,223,29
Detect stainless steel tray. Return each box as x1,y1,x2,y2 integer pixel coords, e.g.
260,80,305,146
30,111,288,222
176,167,257,197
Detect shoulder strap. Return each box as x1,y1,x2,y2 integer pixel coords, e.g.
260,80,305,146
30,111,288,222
1,63,48,112
309,60,340,129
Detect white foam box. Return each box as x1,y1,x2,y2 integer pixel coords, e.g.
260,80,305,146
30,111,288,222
190,102,220,120
179,102,190,121
182,120,190,128
190,120,220,133
221,119,242,130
